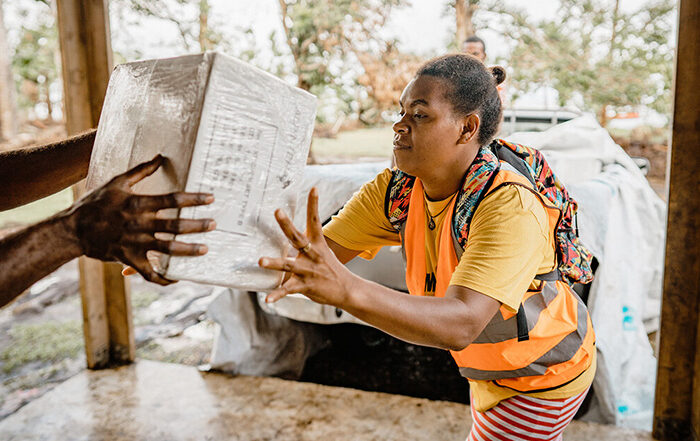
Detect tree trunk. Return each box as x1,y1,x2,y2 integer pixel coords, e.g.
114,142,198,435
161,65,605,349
455,0,477,46
198,0,210,52
45,83,53,120
599,0,619,129
599,105,608,128
609,0,620,56
277,0,311,91
0,0,18,141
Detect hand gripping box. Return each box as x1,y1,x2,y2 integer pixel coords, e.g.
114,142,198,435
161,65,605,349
86,52,317,289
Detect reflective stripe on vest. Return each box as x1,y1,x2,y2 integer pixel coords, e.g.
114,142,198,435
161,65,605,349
402,166,594,390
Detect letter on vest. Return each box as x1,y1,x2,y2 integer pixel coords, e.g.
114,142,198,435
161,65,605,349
424,272,437,293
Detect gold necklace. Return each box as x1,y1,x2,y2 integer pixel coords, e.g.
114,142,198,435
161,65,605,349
424,193,456,230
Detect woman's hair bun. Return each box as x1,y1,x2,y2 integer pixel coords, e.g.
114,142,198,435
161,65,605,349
490,66,506,85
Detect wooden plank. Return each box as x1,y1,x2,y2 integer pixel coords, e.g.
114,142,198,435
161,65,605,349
653,0,700,439
55,0,134,368
104,263,135,362
76,258,109,368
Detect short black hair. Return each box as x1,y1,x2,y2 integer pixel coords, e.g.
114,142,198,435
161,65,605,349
416,54,505,146
463,35,486,51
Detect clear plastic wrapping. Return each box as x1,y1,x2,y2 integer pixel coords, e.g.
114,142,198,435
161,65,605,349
87,52,317,290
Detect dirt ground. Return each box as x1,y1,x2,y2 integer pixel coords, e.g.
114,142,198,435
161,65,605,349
0,260,220,419
0,360,653,441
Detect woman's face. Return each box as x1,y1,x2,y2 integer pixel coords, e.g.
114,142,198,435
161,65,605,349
392,75,471,178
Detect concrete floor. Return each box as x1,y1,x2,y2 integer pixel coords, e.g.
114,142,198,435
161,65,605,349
0,360,654,441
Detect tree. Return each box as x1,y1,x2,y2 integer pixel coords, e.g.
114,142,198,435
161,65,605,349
118,0,221,53
8,0,62,123
12,16,60,121
277,0,409,125
355,40,422,124
0,0,18,140
499,0,675,126
277,0,404,91
454,0,478,46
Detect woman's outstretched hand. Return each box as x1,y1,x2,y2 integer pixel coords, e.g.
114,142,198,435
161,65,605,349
259,187,358,305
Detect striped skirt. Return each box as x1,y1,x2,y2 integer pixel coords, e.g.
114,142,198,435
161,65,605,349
467,388,589,441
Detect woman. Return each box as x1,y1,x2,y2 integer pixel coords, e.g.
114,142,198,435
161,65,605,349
259,54,596,441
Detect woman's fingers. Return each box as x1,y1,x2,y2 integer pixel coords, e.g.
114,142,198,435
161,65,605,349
259,257,313,276
265,287,289,303
274,209,307,248
306,187,324,240
273,209,322,262
265,278,305,303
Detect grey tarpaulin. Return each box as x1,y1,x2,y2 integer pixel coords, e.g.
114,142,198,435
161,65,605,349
207,288,325,379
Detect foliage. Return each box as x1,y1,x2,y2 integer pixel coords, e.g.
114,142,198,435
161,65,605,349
278,0,409,124
496,0,675,124
355,41,422,124
10,2,59,118
112,0,269,68
450,0,477,48
444,0,504,50
117,0,217,52
131,290,160,309
1,320,83,373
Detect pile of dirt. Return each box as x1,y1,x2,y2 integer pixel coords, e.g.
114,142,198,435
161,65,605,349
613,136,668,180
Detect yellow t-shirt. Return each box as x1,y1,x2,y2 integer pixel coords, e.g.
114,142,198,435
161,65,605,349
323,168,595,411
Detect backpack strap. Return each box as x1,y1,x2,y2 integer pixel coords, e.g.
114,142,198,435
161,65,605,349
384,169,415,232
451,147,501,252
489,139,537,187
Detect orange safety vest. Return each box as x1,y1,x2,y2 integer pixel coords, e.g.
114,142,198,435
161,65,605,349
402,163,595,392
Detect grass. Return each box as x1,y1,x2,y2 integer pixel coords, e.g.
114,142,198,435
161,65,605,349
131,290,160,309
311,126,394,159
0,188,74,229
1,320,84,373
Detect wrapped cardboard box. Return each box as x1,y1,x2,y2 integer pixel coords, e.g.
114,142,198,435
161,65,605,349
86,52,317,289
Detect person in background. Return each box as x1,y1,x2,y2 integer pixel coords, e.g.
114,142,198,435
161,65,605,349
463,35,507,106
0,129,216,307
462,35,487,62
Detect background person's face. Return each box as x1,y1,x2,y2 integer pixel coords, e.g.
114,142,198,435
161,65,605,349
463,42,486,62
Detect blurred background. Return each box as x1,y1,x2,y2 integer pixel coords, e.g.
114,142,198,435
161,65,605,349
0,0,676,422
0,0,674,191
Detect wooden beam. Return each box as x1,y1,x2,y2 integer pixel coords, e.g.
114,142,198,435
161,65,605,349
55,0,134,368
653,0,700,439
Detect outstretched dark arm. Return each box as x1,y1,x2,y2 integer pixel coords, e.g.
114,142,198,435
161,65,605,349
0,129,96,211
0,155,216,308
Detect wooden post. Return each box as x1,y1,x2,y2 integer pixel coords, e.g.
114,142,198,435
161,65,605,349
653,0,700,439
55,0,135,368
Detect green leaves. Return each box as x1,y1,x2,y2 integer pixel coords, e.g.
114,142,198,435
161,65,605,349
503,0,675,125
